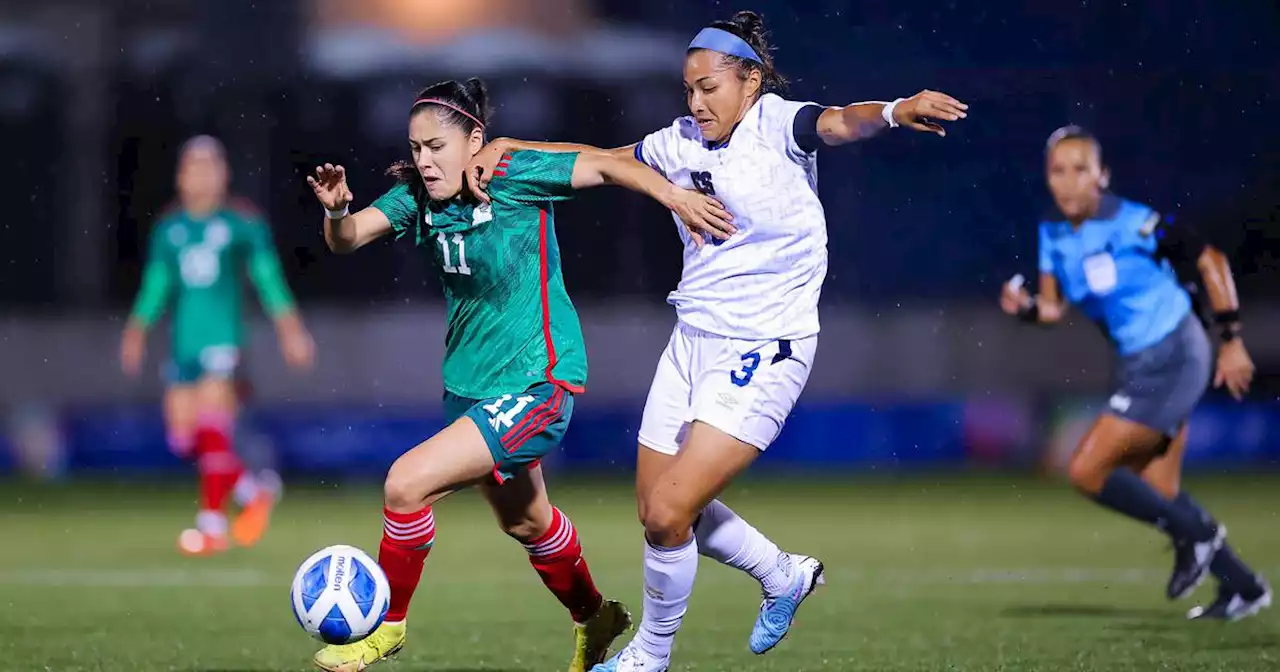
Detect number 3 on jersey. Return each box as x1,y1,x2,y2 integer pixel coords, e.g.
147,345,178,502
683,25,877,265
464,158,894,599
483,394,536,431
437,232,472,275
730,352,761,387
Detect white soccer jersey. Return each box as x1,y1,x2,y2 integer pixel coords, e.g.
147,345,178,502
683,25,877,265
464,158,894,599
638,92,828,341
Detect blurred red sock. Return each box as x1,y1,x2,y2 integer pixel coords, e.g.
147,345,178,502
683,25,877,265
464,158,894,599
194,412,241,515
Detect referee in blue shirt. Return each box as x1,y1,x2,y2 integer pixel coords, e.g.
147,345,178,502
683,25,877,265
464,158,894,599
1000,126,1269,621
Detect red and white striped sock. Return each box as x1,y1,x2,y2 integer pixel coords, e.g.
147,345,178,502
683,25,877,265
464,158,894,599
379,507,436,623
523,507,603,624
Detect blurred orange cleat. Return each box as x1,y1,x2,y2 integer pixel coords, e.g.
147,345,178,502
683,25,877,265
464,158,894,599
178,528,229,556
231,492,275,548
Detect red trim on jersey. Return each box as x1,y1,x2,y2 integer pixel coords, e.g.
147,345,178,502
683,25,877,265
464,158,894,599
491,153,511,177
538,209,586,394
157,196,263,219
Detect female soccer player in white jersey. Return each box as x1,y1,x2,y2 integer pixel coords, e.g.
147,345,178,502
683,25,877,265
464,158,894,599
467,11,968,671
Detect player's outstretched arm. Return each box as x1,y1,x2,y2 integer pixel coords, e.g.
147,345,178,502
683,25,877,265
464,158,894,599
571,152,735,245
817,90,968,145
466,139,635,201
308,163,393,253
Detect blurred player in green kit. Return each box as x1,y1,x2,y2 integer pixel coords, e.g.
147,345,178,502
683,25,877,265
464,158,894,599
120,135,315,556
306,78,733,672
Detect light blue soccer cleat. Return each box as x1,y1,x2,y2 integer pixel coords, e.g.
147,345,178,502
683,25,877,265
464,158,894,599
749,554,826,655
589,644,669,672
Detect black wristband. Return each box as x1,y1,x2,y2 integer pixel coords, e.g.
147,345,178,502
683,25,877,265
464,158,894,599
1213,309,1241,325
1017,298,1040,323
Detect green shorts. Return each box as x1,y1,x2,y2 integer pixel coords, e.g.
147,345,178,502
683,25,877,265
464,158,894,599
164,345,241,385
443,382,575,484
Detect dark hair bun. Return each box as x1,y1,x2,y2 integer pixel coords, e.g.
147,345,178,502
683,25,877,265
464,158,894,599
729,10,768,51
707,11,788,94
463,77,489,118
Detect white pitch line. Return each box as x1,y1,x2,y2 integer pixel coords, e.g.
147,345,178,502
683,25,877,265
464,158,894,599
0,568,271,587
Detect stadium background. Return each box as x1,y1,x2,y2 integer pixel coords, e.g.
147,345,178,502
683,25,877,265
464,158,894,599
2,1,1279,670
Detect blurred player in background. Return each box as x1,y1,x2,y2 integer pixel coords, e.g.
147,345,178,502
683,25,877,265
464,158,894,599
120,135,315,556
1001,126,1270,621
468,11,968,671
306,78,732,672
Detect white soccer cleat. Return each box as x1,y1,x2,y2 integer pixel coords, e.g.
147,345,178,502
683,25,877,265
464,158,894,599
589,644,669,672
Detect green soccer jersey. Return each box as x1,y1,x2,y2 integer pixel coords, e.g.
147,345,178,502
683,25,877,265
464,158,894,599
370,150,587,400
129,203,297,360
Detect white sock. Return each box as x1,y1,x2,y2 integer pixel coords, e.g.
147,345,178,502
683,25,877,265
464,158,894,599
694,499,795,597
635,538,698,661
196,509,227,536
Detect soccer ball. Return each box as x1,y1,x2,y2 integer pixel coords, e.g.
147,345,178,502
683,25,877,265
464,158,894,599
290,545,390,644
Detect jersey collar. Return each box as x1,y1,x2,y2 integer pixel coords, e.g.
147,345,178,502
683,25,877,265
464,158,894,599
1042,191,1123,225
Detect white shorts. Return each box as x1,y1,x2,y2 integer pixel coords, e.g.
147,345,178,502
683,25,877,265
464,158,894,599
638,322,816,455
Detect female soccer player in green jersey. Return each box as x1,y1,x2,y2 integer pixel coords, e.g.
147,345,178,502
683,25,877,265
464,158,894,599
121,135,315,556
306,78,733,672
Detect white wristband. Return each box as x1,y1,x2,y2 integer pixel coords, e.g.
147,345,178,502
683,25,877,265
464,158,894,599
882,98,905,129
325,204,350,220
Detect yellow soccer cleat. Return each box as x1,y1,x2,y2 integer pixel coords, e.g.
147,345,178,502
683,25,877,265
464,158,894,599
569,599,633,672
313,620,406,672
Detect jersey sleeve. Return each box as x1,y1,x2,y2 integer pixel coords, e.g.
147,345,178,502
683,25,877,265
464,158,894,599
369,182,419,239
636,119,683,177
242,219,297,318
486,150,579,204
1037,222,1055,275
757,93,824,163
128,223,176,327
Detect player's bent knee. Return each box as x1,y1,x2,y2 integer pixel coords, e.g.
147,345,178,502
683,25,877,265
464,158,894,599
1066,453,1107,495
383,460,428,513
640,496,697,543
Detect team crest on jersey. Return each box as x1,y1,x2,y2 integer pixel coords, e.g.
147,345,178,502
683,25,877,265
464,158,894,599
204,220,230,248
472,204,493,225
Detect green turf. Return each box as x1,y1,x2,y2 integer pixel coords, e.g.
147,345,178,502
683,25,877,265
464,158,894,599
1,474,1277,671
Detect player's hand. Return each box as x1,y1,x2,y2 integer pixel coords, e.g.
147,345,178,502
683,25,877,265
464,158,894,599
999,277,1033,316
894,90,969,137
307,164,354,211
466,140,514,204
1214,338,1254,401
276,315,315,371
120,324,146,378
666,187,735,247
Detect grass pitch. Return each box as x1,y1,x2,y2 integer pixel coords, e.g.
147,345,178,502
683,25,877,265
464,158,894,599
2,474,1277,671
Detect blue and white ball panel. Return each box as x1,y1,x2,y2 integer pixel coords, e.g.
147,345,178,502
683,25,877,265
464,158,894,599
290,544,390,645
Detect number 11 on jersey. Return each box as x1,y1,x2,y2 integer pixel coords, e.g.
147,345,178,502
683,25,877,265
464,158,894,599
437,232,472,275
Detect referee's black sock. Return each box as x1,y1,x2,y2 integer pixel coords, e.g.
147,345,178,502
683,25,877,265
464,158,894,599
1091,469,1214,542
1173,492,1265,597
